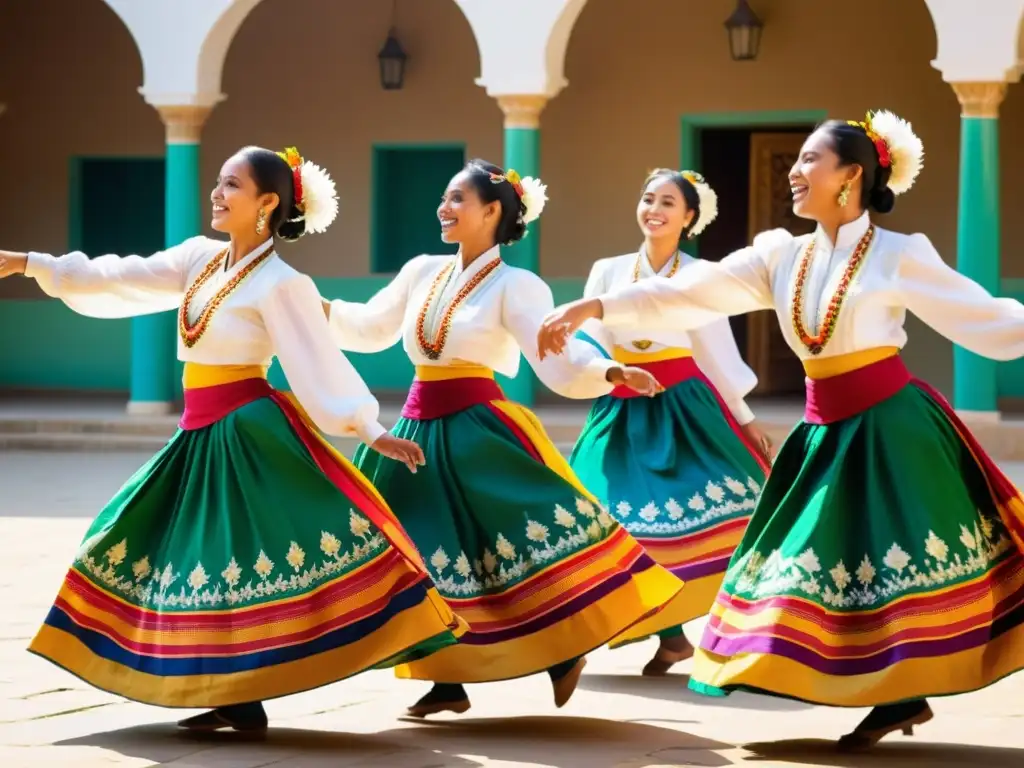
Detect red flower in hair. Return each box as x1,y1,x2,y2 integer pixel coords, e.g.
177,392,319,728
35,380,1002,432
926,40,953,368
277,147,306,210
874,138,891,169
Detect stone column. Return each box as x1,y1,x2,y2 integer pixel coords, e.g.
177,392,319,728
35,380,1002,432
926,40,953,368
127,105,211,415
951,82,1006,419
497,95,548,405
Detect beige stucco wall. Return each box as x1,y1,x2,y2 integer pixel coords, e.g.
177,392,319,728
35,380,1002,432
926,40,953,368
1,0,1022,390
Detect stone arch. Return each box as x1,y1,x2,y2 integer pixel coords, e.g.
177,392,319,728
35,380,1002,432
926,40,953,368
453,0,589,96
104,0,265,105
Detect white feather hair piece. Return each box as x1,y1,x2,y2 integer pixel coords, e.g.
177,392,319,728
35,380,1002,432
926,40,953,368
864,110,924,196
297,160,339,235
519,176,548,224
681,171,719,237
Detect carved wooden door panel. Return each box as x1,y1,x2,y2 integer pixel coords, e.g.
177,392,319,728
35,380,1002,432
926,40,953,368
746,132,815,395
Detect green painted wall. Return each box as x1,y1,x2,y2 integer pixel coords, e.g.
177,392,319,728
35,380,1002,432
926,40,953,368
0,277,590,395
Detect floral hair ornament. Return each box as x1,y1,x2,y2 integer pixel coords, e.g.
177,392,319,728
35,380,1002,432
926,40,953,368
276,146,339,235
846,110,924,196
679,170,719,237
489,168,548,224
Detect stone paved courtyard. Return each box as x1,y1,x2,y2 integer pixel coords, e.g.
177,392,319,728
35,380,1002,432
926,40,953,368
1,451,1023,767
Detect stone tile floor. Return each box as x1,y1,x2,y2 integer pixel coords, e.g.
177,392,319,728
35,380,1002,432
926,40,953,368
1,451,1022,766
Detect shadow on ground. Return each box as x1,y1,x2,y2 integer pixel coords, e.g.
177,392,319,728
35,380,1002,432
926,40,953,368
743,738,1024,768
56,715,736,767
577,672,811,712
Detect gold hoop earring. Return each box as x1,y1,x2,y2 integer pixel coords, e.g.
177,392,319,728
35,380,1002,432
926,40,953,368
256,208,267,235
837,181,852,208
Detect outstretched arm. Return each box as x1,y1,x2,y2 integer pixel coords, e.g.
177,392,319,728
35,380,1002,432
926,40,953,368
503,270,662,399
323,255,429,353
901,234,1024,361
1,237,208,318
538,229,792,359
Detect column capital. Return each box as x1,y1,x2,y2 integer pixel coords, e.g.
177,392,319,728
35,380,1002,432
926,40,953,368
155,105,214,144
497,95,548,129
951,82,1008,118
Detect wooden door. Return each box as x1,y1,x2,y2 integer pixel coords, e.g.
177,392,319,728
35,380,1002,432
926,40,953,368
746,132,815,396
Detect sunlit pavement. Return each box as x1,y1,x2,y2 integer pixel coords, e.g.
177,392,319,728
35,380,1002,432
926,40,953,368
1,451,1022,767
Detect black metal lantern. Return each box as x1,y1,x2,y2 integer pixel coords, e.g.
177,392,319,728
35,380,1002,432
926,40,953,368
724,0,764,61
378,28,407,90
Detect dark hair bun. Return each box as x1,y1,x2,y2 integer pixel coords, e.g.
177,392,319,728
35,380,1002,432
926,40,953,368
868,185,895,214
463,159,529,246
503,210,528,245
276,205,307,242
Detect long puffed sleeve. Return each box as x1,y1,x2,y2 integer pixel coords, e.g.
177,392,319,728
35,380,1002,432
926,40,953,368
690,318,758,425
576,258,616,357
326,255,431,353
600,229,791,330
263,273,387,444
23,236,209,318
900,234,1024,361
504,269,618,399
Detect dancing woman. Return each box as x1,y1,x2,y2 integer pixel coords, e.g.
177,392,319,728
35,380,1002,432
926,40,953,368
0,146,463,732
323,159,690,717
570,169,771,676
537,112,1024,749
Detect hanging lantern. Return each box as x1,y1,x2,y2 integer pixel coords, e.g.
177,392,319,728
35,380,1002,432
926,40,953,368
724,0,764,61
378,28,408,90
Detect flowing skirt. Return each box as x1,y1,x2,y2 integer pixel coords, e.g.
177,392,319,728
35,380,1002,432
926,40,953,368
28,366,463,708
570,355,769,644
690,353,1024,706
353,367,690,684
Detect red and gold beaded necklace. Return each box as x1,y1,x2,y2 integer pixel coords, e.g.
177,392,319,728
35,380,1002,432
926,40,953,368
416,256,502,360
791,224,875,355
179,247,274,348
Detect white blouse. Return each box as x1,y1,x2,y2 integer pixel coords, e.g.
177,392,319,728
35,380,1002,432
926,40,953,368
579,250,758,424
326,245,618,399
600,212,1024,364
24,236,387,444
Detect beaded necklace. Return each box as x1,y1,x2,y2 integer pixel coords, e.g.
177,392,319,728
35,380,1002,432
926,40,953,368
790,224,875,355
179,248,274,349
631,249,681,283
415,256,503,360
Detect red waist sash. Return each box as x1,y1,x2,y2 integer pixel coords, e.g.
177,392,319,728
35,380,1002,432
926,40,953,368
804,355,911,425
610,356,702,399
179,377,273,430
401,376,505,421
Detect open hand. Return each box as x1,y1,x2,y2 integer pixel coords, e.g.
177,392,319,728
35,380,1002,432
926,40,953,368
741,421,775,467
0,252,27,279
537,298,604,360
609,366,664,397
370,433,426,473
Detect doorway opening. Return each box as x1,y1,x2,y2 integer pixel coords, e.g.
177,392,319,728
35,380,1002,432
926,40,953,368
371,144,465,273
683,114,822,396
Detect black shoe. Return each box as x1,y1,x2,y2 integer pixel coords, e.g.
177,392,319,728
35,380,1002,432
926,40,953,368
177,702,269,733
837,700,933,751
407,683,471,718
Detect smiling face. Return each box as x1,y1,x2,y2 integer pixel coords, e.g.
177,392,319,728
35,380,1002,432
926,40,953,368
789,128,862,221
636,176,694,242
437,170,501,245
210,153,279,237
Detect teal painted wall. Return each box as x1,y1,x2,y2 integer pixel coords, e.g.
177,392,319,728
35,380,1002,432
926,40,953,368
0,277,590,395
